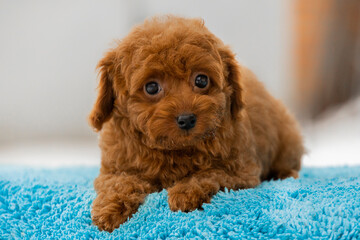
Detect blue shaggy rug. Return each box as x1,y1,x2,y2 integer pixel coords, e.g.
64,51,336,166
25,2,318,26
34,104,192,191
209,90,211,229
0,166,359,239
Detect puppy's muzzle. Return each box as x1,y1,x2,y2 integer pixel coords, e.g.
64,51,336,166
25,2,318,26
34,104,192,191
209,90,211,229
176,114,196,130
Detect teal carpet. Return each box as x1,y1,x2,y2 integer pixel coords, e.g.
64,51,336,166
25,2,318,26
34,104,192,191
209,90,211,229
0,166,359,239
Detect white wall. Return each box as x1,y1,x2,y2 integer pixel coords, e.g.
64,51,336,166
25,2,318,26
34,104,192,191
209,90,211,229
0,0,292,142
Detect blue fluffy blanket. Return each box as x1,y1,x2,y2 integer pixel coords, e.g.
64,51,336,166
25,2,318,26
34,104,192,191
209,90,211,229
0,166,359,239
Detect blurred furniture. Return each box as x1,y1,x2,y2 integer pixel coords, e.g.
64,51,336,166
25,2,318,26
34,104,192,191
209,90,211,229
295,0,360,118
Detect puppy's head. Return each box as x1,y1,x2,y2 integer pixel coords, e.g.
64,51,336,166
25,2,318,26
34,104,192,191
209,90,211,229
89,16,243,150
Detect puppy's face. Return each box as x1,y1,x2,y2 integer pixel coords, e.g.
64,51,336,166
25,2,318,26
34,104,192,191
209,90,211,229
89,17,243,150
128,44,226,149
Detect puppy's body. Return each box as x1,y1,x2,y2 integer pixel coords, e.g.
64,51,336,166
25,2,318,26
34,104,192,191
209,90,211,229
241,68,302,180
89,16,303,232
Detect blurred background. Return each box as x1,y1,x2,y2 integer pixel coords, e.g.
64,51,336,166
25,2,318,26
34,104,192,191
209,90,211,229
0,0,359,167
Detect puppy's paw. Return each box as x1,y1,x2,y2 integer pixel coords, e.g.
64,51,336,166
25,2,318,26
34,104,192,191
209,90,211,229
167,184,210,212
276,169,299,180
91,193,141,232
92,205,128,232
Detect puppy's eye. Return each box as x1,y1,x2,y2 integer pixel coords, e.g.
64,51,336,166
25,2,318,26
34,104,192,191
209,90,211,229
195,74,208,88
145,81,161,95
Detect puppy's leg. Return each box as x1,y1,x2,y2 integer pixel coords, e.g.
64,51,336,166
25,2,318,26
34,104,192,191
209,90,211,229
168,168,260,212
270,146,302,180
91,173,156,232
270,127,304,180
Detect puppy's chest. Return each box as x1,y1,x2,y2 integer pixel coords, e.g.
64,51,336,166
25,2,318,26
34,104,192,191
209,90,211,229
140,153,202,188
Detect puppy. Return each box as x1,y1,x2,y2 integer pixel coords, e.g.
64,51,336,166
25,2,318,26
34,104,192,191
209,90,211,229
89,16,304,232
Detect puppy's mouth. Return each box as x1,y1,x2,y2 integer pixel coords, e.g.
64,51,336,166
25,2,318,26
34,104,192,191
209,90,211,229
144,107,224,150
148,127,217,150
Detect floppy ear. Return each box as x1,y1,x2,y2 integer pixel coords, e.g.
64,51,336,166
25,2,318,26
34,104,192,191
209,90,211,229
219,46,243,119
88,51,117,131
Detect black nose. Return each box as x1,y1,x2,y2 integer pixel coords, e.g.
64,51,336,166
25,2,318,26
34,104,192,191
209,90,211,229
176,114,197,130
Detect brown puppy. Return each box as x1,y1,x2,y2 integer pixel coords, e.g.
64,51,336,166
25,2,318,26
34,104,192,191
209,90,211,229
89,16,304,232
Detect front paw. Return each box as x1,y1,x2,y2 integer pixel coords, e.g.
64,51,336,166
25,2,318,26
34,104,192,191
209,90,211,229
91,193,141,232
167,184,211,212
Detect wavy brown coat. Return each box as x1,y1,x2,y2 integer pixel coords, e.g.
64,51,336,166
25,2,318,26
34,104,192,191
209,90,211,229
88,16,304,232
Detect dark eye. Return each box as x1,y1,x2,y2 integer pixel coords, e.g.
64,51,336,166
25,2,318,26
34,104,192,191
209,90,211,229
145,82,160,95
195,74,208,88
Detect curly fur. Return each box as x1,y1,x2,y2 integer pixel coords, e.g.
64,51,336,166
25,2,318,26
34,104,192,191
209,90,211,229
88,16,304,232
